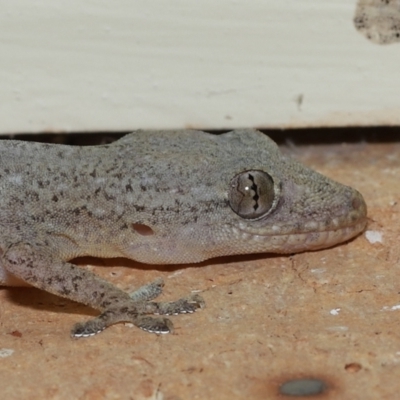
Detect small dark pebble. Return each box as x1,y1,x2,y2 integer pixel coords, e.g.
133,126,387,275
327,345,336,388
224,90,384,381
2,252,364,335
279,378,326,396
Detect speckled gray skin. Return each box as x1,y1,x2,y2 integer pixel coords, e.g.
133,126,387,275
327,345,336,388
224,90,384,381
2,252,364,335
0,129,367,337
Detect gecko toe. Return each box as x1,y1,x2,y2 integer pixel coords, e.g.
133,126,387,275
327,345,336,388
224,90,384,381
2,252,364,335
71,321,106,338
154,293,205,315
136,316,174,334
129,278,165,302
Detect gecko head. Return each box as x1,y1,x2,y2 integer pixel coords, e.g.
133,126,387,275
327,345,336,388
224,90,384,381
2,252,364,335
225,164,367,254
120,129,367,264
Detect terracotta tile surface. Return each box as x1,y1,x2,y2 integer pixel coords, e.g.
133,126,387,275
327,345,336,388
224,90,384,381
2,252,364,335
0,139,398,399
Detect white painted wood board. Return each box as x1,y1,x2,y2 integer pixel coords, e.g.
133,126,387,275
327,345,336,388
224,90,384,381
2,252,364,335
1,0,399,134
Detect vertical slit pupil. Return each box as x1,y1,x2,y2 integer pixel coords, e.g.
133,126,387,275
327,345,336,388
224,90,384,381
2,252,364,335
248,174,259,211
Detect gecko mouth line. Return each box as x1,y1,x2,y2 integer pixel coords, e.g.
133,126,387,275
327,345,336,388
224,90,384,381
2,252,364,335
236,219,368,253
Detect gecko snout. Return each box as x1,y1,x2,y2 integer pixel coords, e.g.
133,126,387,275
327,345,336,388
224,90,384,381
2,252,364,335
347,188,367,225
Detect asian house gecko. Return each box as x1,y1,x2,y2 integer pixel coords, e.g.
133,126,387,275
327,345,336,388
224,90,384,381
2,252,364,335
0,129,367,337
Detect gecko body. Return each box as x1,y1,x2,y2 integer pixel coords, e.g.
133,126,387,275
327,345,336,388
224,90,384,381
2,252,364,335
0,129,367,337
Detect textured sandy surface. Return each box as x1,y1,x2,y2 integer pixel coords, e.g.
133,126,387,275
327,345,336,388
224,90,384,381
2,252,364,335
0,139,398,399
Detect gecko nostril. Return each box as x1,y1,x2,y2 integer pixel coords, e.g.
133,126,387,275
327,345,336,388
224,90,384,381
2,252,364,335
351,191,366,212
132,223,154,236
352,195,362,210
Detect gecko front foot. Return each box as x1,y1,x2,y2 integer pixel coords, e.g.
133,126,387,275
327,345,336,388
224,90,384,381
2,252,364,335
71,289,205,338
71,313,174,337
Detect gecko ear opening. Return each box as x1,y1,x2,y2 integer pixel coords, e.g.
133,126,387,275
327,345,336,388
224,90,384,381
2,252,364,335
132,223,154,236
228,170,275,220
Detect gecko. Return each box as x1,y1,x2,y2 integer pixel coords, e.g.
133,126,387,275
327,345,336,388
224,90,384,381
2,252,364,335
0,129,367,338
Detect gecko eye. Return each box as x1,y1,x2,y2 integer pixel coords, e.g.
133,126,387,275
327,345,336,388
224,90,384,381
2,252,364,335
229,170,275,219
